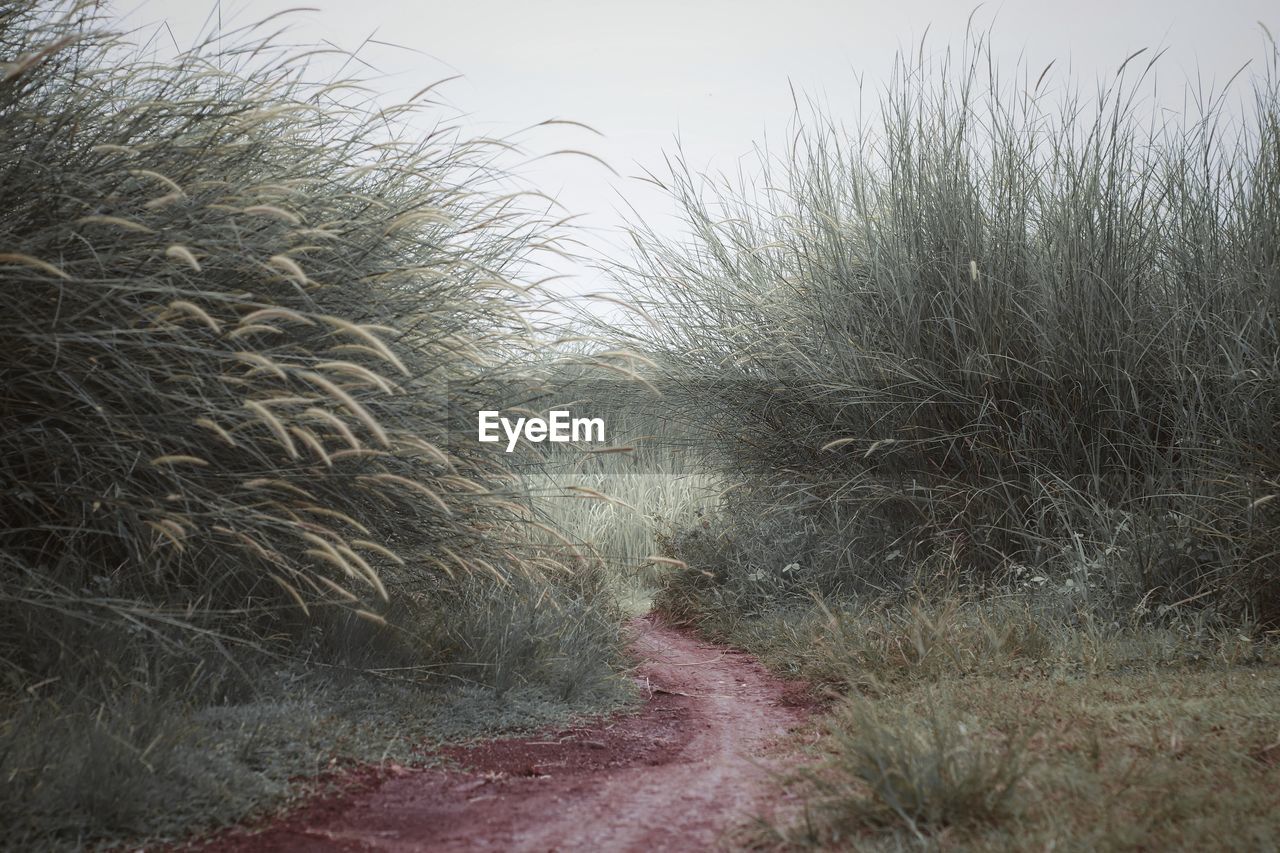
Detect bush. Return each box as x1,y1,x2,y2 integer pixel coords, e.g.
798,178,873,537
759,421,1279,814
0,5,629,844
616,30,1280,623
0,2,572,687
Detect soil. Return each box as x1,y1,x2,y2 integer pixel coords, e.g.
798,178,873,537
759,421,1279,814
199,614,814,852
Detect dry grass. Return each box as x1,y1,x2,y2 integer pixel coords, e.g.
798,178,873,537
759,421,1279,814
661,585,1280,850
0,0,561,680
608,27,1280,624
0,4,631,847
626,31,1280,846
773,665,1280,851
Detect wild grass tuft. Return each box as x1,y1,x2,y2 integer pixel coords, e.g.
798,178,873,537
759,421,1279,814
801,696,1028,843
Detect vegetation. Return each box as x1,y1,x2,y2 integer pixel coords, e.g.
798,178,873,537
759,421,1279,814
4,1,1279,848
513,383,722,609
0,3,629,847
614,27,1280,851
623,31,1279,622
711,598,1279,850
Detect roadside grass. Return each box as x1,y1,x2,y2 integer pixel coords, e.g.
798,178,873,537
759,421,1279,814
0,4,636,848
0,649,633,851
606,25,1280,624
773,664,1280,851
0,570,634,851
614,23,1280,849
657,576,1280,850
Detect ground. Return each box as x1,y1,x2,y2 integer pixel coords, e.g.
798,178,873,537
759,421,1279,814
196,615,814,852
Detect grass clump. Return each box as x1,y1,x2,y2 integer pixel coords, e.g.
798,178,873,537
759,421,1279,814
0,0,542,674
618,27,1280,622
0,2,628,846
799,697,1027,844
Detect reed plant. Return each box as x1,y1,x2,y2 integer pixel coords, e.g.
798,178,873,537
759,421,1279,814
618,29,1280,623
0,4,628,844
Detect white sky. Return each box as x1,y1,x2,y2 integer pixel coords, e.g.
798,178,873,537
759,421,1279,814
115,1,1278,307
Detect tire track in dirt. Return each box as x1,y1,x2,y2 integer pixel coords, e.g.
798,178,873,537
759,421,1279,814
203,614,813,852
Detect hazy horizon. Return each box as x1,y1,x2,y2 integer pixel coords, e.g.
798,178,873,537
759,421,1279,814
116,1,1279,312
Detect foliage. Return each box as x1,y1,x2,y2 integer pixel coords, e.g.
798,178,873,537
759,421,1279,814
617,29,1280,622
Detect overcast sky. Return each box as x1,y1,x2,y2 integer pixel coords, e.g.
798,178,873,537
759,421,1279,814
115,1,1278,306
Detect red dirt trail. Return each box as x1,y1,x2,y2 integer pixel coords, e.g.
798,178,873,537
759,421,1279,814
203,614,813,852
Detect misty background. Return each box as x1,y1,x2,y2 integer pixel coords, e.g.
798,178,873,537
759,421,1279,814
116,0,1279,312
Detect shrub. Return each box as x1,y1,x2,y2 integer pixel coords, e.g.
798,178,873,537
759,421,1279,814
0,3,632,844
615,29,1280,622
0,1,573,689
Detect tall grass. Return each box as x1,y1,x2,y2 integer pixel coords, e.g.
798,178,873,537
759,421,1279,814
519,393,722,605
0,0,569,683
526,465,718,607
0,3,627,844
614,29,1280,623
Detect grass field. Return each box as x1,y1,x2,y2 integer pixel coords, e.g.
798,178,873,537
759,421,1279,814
662,590,1279,849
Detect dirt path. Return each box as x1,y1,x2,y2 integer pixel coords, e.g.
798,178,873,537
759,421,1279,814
206,614,812,852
